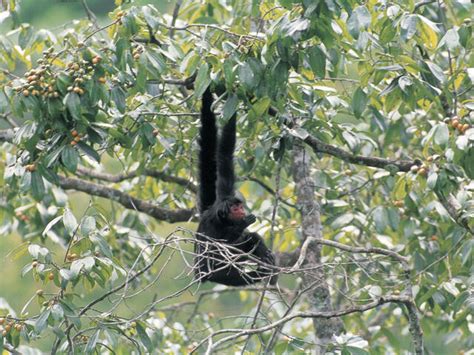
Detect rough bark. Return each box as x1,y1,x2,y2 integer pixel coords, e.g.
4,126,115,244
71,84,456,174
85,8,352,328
292,143,344,353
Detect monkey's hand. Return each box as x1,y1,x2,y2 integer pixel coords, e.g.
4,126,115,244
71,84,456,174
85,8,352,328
244,214,257,226
258,250,278,285
261,250,275,265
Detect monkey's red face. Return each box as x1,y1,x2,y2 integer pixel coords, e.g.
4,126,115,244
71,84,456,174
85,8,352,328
229,203,246,220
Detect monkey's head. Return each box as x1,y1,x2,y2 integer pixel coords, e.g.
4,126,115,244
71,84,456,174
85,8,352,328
217,196,246,222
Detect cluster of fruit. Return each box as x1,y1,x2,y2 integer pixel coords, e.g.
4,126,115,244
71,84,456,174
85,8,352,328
449,116,470,134
0,317,23,337
65,55,103,96
15,48,60,98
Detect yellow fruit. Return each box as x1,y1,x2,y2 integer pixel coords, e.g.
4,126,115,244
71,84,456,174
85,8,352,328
410,165,419,173
394,200,404,208
418,167,428,176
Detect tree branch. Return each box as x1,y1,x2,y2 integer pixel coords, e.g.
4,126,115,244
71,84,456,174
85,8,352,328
76,166,197,193
310,238,409,267
414,0,436,11
302,133,420,172
291,143,344,351
193,295,414,352
58,176,194,223
435,191,474,234
169,0,183,39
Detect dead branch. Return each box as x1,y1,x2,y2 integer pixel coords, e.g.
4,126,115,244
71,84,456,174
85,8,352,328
76,166,197,193
59,176,194,223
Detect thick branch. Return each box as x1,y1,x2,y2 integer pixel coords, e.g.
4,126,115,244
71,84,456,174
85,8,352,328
59,176,194,223
76,166,197,193
291,143,343,350
303,134,419,172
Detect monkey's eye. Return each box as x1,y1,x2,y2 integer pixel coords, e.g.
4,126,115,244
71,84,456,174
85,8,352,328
231,204,242,212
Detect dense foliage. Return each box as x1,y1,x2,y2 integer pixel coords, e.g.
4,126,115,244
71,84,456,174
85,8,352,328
0,0,472,353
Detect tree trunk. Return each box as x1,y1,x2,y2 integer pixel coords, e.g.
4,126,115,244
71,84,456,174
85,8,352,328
292,143,344,353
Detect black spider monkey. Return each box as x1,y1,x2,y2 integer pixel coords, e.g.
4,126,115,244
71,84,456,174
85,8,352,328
195,88,277,286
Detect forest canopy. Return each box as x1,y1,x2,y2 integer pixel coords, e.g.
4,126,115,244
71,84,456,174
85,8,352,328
0,0,473,353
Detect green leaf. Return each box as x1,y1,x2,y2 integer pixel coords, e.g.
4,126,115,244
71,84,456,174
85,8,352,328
223,59,235,87
347,6,371,39
238,62,255,89
81,216,96,235
35,309,51,333
61,146,79,172
142,49,166,76
426,62,445,83
85,330,100,354
64,93,81,120
461,147,474,179
352,87,368,118
345,346,369,355
417,15,439,50
89,233,113,258
136,321,153,352
45,145,65,168
77,142,100,163
438,29,460,51
63,209,78,236
111,86,126,113
43,216,63,236
222,94,238,120
434,123,449,145
307,46,326,78
140,122,156,146
252,97,271,117
400,15,418,41
31,171,45,200
427,172,438,189
37,164,59,184
50,304,64,321
194,63,210,98
398,76,413,93
19,172,31,192
28,244,50,260
373,207,388,233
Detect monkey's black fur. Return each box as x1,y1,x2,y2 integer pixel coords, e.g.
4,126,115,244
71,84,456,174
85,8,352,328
195,89,277,286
